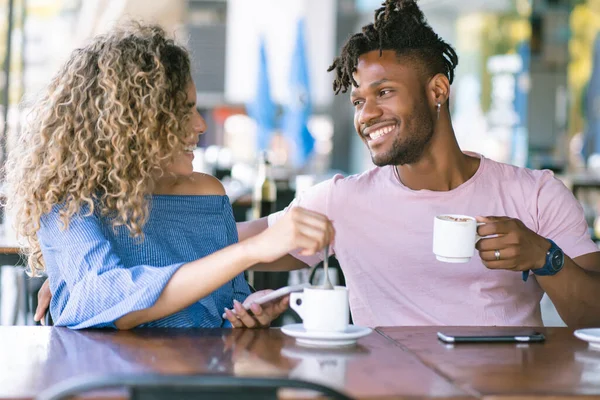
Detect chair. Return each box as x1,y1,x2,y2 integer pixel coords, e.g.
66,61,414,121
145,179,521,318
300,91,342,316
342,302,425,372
35,374,354,400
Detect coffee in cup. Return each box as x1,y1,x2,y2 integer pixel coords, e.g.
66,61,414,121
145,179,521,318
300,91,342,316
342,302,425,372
437,215,472,223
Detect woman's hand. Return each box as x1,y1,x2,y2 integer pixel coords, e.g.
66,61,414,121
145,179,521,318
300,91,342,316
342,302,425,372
223,290,289,328
248,207,334,264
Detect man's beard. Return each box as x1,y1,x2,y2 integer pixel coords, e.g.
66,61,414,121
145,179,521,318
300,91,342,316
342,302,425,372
370,107,435,167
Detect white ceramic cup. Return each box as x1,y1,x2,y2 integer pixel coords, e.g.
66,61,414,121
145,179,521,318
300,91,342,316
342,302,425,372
433,214,483,263
289,356,346,389
290,286,349,332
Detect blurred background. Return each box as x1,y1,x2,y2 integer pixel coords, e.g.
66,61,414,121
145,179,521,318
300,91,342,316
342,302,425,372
0,0,599,326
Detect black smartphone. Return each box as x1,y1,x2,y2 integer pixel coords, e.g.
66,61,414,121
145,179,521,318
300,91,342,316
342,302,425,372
437,329,545,344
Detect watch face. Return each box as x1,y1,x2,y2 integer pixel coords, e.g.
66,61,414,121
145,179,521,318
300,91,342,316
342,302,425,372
551,250,564,271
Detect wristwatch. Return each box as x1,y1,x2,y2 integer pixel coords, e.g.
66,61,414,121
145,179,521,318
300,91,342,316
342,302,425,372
522,239,564,282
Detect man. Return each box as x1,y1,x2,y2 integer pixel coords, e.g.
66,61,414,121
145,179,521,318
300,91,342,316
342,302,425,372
37,0,600,328
232,0,600,328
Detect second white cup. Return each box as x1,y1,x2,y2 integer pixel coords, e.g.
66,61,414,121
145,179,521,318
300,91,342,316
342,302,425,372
290,286,349,332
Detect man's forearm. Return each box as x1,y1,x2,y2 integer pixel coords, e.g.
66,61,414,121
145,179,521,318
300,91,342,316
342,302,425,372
537,257,600,327
250,254,308,271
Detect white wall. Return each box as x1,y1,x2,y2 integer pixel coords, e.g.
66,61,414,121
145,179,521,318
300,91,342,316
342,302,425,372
225,0,337,107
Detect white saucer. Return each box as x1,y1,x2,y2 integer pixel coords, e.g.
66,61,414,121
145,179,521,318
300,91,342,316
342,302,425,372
574,328,600,350
281,324,372,348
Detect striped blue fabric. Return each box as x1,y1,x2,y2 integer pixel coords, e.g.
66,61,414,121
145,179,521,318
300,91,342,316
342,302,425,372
38,195,251,329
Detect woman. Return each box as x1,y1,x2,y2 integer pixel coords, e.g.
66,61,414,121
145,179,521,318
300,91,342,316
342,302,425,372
6,23,333,329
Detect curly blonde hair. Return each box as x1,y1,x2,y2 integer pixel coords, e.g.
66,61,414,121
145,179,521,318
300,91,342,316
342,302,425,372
5,22,193,275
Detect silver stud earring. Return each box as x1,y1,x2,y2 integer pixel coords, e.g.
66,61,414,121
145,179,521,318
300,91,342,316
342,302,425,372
436,102,441,120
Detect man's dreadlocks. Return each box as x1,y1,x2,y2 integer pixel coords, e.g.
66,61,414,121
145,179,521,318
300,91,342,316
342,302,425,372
328,0,459,94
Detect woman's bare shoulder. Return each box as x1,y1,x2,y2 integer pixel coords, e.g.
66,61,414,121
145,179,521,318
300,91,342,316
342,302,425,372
174,173,226,196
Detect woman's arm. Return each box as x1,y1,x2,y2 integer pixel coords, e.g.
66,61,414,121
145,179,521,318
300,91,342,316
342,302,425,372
40,205,332,329
237,218,311,272
115,237,259,329
117,207,332,328
33,215,306,325
33,218,304,326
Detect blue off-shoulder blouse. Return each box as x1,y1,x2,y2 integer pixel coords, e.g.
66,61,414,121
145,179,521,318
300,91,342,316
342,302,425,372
38,195,251,329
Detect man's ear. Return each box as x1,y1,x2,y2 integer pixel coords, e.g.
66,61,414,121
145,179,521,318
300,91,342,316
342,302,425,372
428,73,450,107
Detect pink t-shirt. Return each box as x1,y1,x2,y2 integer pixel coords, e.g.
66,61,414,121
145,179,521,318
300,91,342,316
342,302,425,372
268,154,598,327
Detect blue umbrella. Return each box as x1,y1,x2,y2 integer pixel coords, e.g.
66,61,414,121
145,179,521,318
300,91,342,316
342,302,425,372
282,19,315,167
246,37,276,152
582,33,600,160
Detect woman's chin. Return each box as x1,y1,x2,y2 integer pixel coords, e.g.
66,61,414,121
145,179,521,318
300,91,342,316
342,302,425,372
166,165,194,178
178,169,195,178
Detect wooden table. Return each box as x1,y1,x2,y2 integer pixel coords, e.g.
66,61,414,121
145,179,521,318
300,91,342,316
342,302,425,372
377,326,600,400
0,243,46,325
0,244,24,266
0,327,472,400
0,244,25,324
2,326,598,399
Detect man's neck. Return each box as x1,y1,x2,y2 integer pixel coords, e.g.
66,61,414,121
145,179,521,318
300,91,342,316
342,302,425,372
395,123,480,192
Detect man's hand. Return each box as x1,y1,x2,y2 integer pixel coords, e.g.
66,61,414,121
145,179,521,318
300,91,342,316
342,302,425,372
476,216,551,272
34,279,51,325
223,290,289,328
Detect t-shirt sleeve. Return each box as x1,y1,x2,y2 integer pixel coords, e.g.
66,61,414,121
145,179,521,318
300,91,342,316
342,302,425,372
267,176,337,267
536,172,599,263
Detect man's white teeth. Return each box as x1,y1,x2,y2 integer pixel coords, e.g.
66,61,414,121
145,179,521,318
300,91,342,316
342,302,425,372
369,125,395,140
184,146,196,152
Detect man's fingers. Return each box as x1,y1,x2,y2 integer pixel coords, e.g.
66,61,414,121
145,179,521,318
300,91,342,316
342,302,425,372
481,260,518,270
479,247,517,262
476,216,510,223
476,236,513,252
477,220,513,237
